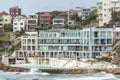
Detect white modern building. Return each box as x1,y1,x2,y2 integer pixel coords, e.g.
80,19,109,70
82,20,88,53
75,7,97,20
13,16,26,32
5,28,113,65
97,0,120,27
52,16,65,28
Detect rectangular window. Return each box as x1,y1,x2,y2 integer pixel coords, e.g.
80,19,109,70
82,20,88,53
107,31,112,37
94,31,99,37
32,39,35,44
27,39,31,44
23,39,26,44
101,39,106,45
32,46,36,50
23,46,26,50
94,39,99,45
100,31,106,37
107,39,112,44
14,23,17,25
27,46,31,50
20,23,23,25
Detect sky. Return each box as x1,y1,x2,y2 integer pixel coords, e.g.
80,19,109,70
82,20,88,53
0,0,99,14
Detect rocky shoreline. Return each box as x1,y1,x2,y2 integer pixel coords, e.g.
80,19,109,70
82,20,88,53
0,62,29,72
0,62,120,75
41,68,120,74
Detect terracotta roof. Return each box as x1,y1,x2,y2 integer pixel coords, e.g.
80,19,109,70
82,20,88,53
40,13,51,17
0,11,9,15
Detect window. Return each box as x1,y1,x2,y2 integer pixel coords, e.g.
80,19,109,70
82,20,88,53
14,23,17,25
14,27,17,29
107,31,112,37
5,19,8,22
94,31,99,37
23,46,26,50
94,39,99,45
27,46,31,50
107,39,112,44
27,39,31,44
100,31,105,37
23,39,26,44
104,9,106,11
32,39,35,44
20,23,23,25
101,39,106,45
32,46,36,50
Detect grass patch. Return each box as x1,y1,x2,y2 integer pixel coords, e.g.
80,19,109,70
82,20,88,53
0,32,13,41
95,57,112,62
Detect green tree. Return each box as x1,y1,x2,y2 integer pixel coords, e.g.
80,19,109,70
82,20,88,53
70,13,82,22
14,28,25,37
110,11,120,25
50,11,59,18
88,10,98,22
34,26,42,31
4,24,13,32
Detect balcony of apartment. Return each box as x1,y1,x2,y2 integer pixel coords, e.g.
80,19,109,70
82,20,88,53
111,0,119,3
27,20,37,25
112,7,120,11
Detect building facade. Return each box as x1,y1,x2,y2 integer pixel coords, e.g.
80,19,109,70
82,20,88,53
26,13,38,31
39,13,51,27
67,9,75,25
52,16,65,28
18,28,113,59
9,6,21,17
75,7,96,20
97,0,120,27
13,16,26,32
0,11,12,28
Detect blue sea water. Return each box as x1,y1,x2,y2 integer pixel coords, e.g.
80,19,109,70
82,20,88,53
0,69,119,80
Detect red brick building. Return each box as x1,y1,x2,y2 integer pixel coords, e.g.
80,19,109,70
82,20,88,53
39,12,51,27
9,6,21,17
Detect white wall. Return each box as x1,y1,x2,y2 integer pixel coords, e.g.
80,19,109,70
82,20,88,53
13,16,26,32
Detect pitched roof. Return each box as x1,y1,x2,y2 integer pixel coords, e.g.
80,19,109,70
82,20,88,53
0,11,9,15
40,13,51,17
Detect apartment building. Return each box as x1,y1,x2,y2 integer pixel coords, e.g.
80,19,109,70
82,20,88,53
26,13,38,31
13,16,26,32
9,6,21,17
0,11,12,27
67,9,75,25
15,28,113,60
75,7,97,20
97,0,120,27
52,16,65,28
39,13,51,27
